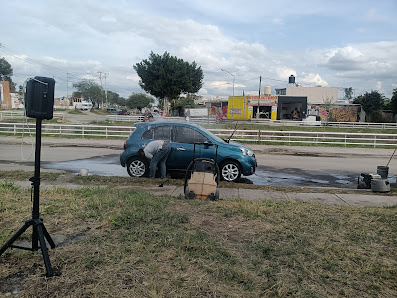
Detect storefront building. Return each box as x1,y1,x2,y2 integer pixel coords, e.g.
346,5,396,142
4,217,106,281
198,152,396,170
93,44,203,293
226,95,307,121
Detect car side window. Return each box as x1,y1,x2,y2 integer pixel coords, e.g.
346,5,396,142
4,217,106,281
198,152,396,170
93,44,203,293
173,126,207,144
141,128,153,139
142,126,171,140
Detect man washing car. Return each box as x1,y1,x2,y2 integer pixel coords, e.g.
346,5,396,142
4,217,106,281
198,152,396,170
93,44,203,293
140,140,171,178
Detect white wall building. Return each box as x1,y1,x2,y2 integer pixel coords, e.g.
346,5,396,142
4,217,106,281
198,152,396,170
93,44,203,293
276,86,338,104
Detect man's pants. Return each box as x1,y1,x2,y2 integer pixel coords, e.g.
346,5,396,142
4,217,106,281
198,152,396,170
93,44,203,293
149,144,171,178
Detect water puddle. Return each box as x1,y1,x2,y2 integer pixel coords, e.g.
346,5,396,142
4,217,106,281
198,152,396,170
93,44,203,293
42,155,129,177
42,154,373,188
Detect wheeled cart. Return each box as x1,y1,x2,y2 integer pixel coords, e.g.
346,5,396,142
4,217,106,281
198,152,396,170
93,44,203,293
184,142,220,200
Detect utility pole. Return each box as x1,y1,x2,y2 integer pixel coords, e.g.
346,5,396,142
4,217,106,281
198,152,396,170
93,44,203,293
66,73,72,101
97,71,104,108
257,76,262,119
221,69,235,120
103,72,108,105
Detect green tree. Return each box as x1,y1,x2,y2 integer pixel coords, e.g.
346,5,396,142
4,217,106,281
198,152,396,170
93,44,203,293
391,88,397,117
107,90,125,106
172,94,198,109
0,57,16,91
73,80,104,107
353,90,385,122
18,85,24,103
320,96,336,124
171,95,198,117
126,93,154,112
133,52,204,107
344,87,353,100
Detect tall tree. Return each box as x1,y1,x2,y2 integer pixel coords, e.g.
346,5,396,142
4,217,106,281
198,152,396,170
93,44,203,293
391,88,397,117
133,52,204,107
73,80,104,107
353,90,385,122
107,90,125,106
0,57,16,91
126,93,154,112
344,87,353,101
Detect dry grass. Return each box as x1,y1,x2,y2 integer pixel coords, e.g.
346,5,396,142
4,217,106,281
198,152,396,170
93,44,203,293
0,181,396,297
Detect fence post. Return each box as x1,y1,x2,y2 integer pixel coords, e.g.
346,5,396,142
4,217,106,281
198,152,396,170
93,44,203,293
106,127,108,138
374,135,376,148
344,134,347,147
82,126,84,137
258,130,261,143
14,124,16,135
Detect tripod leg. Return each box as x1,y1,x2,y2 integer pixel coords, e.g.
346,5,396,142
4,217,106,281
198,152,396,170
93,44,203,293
36,224,54,277
0,220,33,256
32,223,39,251
41,224,56,249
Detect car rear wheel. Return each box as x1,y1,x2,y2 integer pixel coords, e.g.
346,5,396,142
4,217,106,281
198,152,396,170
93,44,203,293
220,161,241,182
126,156,149,177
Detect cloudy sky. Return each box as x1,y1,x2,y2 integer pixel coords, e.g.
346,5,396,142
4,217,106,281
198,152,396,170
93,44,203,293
1,0,396,100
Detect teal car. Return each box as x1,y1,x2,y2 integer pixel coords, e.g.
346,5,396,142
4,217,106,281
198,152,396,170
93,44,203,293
120,121,257,182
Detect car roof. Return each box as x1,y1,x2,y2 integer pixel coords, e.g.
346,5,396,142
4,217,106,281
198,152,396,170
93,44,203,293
135,120,201,129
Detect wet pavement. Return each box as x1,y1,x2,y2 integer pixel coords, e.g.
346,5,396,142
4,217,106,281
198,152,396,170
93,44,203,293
2,135,395,189
249,168,357,188
42,155,129,177
40,154,395,189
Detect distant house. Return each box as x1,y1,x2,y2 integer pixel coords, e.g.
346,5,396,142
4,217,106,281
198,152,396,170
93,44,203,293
0,80,11,109
275,86,338,104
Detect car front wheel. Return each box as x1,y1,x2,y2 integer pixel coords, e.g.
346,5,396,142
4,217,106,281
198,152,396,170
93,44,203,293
126,156,149,177
220,161,241,182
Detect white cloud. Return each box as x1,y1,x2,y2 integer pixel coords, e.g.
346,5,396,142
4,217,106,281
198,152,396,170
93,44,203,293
364,8,383,21
300,73,328,87
1,0,397,99
376,81,382,91
272,18,284,25
275,67,296,80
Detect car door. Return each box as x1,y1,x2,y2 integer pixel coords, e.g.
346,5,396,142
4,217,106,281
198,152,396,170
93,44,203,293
169,125,215,169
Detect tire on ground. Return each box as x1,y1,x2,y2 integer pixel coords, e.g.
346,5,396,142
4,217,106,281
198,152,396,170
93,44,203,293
126,156,149,177
220,160,241,182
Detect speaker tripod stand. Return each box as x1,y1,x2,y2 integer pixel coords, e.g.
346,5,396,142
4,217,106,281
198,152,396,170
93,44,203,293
0,118,55,277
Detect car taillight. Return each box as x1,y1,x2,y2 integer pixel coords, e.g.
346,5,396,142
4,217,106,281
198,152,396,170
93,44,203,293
123,140,127,150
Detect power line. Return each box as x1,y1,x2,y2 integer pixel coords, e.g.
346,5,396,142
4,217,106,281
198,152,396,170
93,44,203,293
0,42,86,83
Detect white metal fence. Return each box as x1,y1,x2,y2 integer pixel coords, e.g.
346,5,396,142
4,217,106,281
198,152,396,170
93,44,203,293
0,111,65,120
0,123,134,138
326,122,397,130
107,115,397,129
1,122,397,147
106,115,216,123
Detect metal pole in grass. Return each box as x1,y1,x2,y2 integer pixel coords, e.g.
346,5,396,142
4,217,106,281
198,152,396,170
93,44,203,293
386,148,397,167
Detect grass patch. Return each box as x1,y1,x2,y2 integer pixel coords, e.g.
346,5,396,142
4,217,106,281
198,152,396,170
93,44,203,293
67,109,83,114
0,186,396,297
2,170,397,195
0,170,62,181
88,120,137,126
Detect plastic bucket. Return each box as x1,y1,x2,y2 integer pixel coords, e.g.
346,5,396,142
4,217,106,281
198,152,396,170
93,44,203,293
80,168,89,176
377,166,389,179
